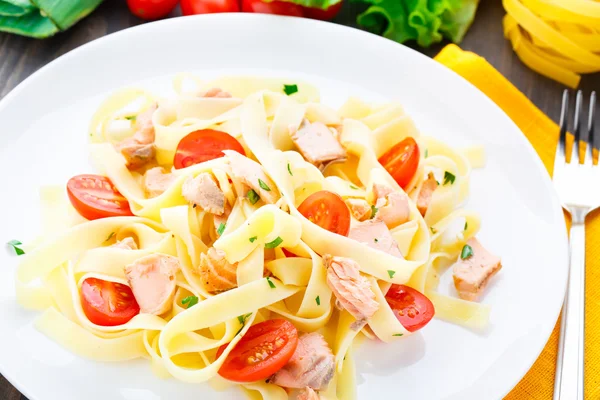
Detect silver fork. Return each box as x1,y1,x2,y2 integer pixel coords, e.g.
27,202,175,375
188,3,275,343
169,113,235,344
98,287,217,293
553,89,597,400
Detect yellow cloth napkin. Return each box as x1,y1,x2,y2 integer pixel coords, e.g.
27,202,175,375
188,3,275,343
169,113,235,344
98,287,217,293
434,44,600,400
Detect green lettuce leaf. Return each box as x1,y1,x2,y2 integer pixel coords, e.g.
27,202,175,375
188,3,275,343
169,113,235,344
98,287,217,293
277,0,341,10
357,0,480,48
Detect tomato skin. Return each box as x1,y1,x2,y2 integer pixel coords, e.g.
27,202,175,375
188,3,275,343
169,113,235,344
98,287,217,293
217,319,299,382
80,278,140,327
181,0,240,14
126,0,179,20
241,0,304,16
297,190,351,236
67,174,133,220
385,284,435,332
174,129,246,169
302,1,342,20
378,137,420,189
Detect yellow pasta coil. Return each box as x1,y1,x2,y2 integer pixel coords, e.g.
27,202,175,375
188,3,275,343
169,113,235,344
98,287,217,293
503,0,600,88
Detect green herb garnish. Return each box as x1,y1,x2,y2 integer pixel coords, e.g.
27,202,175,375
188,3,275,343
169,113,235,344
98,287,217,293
461,244,474,260
236,313,253,336
374,238,379,243
443,171,456,185
247,189,260,205
249,236,258,243
370,205,378,219
387,270,396,278
105,232,115,242
181,296,199,309
7,240,24,256
266,276,276,289
125,115,137,121
283,84,298,95
393,333,404,337
217,223,226,236
287,163,293,176
424,149,429,158
315,296,321,306
265,236,283,249
258,179,271,192
430,227,437,234
464,221,468,231
350,185,359,190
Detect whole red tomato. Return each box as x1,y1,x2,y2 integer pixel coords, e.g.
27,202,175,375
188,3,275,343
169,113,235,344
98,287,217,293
127,0,179,20
303,1,342,20
181,0,241,14
242,0,304,17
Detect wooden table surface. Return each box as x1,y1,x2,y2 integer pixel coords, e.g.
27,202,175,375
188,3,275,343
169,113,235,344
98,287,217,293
0,0,598,398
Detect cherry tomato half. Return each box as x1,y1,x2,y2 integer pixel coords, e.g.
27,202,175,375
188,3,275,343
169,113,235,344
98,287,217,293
80,278,140,326
297,190,351,236
242,0,304,16
173,129,246,169
126,0,179,20
385,284,435,332
216,319,299,382
303,1,342,20
67,174,133,220
378,137,420,189
181,0,240,15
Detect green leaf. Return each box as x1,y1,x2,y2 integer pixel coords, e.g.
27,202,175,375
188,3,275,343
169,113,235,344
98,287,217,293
258,179,271,192
464,221,468,231
461,244,474,260
217,223,226,236
283,84,298,96
247,189,260,205
125,115,136,121
287,163,293,176
370,205,378,219
0,1,29,17
393,333,404,337
32,0,105,30
104,232,115,242
424,148,429,158
7,240,24,256
356,0,480,48
249,236,258,243
387,270,396,278
0,10,58,38
237,312,252,325
374,238,379,243
443,171,456,185
266,276,276,289
350,185,359,190
265,236,283,249
430,226,437,234
315,296,321,306
181,296,199,309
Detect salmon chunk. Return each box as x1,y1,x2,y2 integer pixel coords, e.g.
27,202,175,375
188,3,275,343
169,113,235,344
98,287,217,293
417,172,438,216
124,254,180,315
143,167,176,198
372,183,410,228
116,104,157,169
452,238,502,301
111,237,138,250
182,173,225,215
199,87,232,98
323,255,379,324
224,150,280,204
290,119,346,166
298,387,319,400
271,332,335,391
345,198,371,222
348,219,403,258
198,248,238,293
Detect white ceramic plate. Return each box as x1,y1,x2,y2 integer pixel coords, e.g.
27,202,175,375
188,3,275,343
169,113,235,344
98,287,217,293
0,14,568,400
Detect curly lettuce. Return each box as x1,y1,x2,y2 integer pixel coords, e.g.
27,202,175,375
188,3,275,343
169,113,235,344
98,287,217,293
356,0,480,48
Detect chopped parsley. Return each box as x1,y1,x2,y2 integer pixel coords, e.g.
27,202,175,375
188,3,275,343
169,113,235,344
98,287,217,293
443,171,456,185
374,238,379,243
236,313,253,336
430,226,437,234
247,189,260,205
249,236,258,243
350,185,359,190
265,236,283,249
258,179,271,192
181,296,199,309
464,221,468,231
217,223,226,236
315,296,321,306
283,84,298,96
424,149,429,158
104,232,115,242
7,240,24,256
392,333,404,337
192,204,197,209
387,270,396,278
287,163,293,176
461,244,474,260
370,205,378,219
266,276,276,289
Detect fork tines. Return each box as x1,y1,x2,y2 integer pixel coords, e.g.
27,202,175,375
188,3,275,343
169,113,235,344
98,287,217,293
559,90,597,165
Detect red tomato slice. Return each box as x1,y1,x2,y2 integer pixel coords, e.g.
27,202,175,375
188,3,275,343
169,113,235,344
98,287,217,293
302,1,342,20
174,129,246,169
297,190,351,236
241,0,304,16
181,0,240,14
67,174,133,220
216,319,298,382
385,284,435,332
282,248,297,258
80,278,140,326
378,137,420,189
126,0,179,20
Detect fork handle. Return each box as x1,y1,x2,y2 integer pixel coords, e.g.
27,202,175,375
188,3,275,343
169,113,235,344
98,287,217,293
554,217,586,400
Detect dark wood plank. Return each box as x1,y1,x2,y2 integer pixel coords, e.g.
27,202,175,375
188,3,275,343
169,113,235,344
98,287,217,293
0,0,597,398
